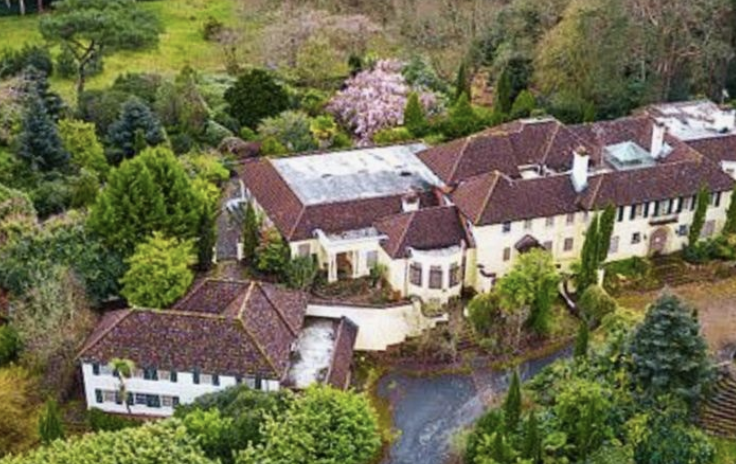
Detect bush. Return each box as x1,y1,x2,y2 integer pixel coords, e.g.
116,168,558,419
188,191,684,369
467,292,501,337
285,256,318,290
202,120,233,147
0,44,53,79
112,73,162,105
55,46,77,79
87,408,140,432
577,285,617,325
225,69,290,130
30,179,72,218
77,89,131,136
256,229,290,276
0,325,21,366
372,127,413,145
202,16,225,41
260,137,288,157
257,111,316,153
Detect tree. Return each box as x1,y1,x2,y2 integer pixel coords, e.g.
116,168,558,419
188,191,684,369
634,405,714,464
241,202,260,263
196,199,216,272
403,92,427,137
39,0,162,98
89,146,203,257
1,419,216,464
0,366,39,457
120,232,196,309
577,285,617,325
238,386,381,464
627,294,713,407
58,119,109,179
17,91,68,173
504,370,522,432
689,187,710,246
497,248,560,335
723,185,736,236
454,60,471,102
574,321,589,358
255,229,291,276
442,92,481,139
0,325,21,366
597,204,616,262
285,256,318,291
510,90,536,120
225,69,290,130
257,111,317,154
467,291,501,337
38,398,65,444
495,67,513,115
521,411,542,463
554,379,613,461
577,213,600,292
106,97,166,165
109,358,135,414
154,66,209,139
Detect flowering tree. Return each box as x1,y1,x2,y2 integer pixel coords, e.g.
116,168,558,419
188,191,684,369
328,60,439,143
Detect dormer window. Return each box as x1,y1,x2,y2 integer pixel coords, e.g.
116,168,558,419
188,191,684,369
502,222,512,233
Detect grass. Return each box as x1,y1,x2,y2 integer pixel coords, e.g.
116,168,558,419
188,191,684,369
713,437,736,464
0,0,243,101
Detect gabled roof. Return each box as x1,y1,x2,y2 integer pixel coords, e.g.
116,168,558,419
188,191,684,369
374,205,472,258
78,280,308,379
326,317,358,390
687,135,736,163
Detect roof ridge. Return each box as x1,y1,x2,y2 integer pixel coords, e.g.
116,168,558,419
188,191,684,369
171,279,207,309
238,281,256,320
449,136,472,183
256,282,299,337
476,171,501,224
538,122,561,166
394,209,418,257
76,310,133,360
237,317,282,378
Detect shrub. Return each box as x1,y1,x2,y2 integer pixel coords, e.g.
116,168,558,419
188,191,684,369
260,137,288,157
257,111,317,153
202,16,225,41
202,120,233,147
285,256,318,290
577,285,617,325
0,325,21,366
30,179,72,218
112,72,162,105
225,69,290,130
87,408,140,432
372,127,413,145
106,97,166,165
0,44,53,79
77,89,131,136
467,292,501,337
256,229,290,276
55,46,77,79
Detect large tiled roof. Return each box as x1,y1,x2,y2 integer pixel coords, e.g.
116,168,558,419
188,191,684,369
242,158,440,241
687,135,736,163
374,205,472,258
78,280,308,379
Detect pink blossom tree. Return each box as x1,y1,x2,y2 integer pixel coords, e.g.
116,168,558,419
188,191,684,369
328,60,440,144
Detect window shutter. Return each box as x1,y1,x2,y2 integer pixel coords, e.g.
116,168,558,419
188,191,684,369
92,363,100,375
213,374,220,386
193,370,200,384
95,389,103,403
170,371,178,383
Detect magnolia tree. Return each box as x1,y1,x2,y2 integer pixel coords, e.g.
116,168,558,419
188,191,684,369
328,60,439,143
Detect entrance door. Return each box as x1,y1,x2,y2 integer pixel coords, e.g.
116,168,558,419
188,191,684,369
649,227,668,255
336,252,353,279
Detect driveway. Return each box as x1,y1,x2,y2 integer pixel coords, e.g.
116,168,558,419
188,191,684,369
377,345,572,464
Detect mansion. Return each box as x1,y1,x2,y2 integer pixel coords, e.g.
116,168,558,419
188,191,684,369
242,100,736,304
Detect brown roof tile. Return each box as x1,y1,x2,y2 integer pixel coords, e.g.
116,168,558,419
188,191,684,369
687,135,736,163
326,317,358,390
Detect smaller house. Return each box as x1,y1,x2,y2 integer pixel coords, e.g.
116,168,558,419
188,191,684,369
78,279,357,416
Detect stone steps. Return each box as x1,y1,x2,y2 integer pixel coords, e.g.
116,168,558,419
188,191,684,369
699,367,736,438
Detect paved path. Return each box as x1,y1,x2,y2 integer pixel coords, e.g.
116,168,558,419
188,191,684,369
216,178,242,262
378,345,572,464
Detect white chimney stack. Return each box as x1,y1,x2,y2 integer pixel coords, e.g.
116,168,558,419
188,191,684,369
571,146,589,193
402,192,420,212
651,120,666,159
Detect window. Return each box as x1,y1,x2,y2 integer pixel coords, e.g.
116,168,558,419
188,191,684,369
677,224,689,237
690,195,697,211
126,392,134,406
146,395,161,408
159,370,170,381
677,197,684,213
715,192,722,207
162,395,178,408
255,375,263,390
666,199,674,214
213,374,220,386
524,219,533,230
135,393,148,405
297,244,310,257
503,247,511,261
703,220,716,238
566,213,575,225
609,236,619,254
546,217,555,228
502,222,512,233
366,250,378,269
201,374,213,385
170,371,178,383
429,266,443,289
563,238,574,252
652,201,661,217
193,370,200,385
143,368,158,381
617,206,625,222
631,232,641,244
629,205,637,220
95,389,103,404
449,263,461,287
92,363,100,375
643,202,650,218
409,263,422,286
543,241,553,251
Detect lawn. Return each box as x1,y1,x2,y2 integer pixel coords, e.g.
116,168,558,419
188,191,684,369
0,0,245,101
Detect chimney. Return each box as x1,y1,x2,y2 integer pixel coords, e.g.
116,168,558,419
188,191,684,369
713,110,736,133
402,191,420,212
650,120,666,158
571,146,589,193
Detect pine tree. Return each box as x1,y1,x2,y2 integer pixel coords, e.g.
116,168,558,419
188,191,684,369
510,90,536,120
106,97,166,165
724,185,736,236
443,93,479,139
454,61,471,102
196,199,216,271
574,321,589,358
39,398,65,444
522,411,542,463
578,213,600,292
495,67,513,115
504,370,522,432
18,91,69,173
597,204,616,263
689,187,710,246
242,201,260,263
403,92,427,137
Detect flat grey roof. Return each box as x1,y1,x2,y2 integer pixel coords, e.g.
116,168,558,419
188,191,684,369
271,144,442,205
650,101,736,141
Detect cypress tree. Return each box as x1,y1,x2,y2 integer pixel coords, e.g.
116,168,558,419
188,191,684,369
689,187,710,246
403,92,427,137
522,411,542,463
39,398,65,444
724,185,736,236
454,61,471,102
242,201,260,262
490,431,515,463
106,97,166,165
574,321,589,358
496,67,513,115
578,214,600,292
444,93,479,139
597,204,616,263
504,370,522,432
196,199,217,271
18,91,69,173
510,90,536,120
